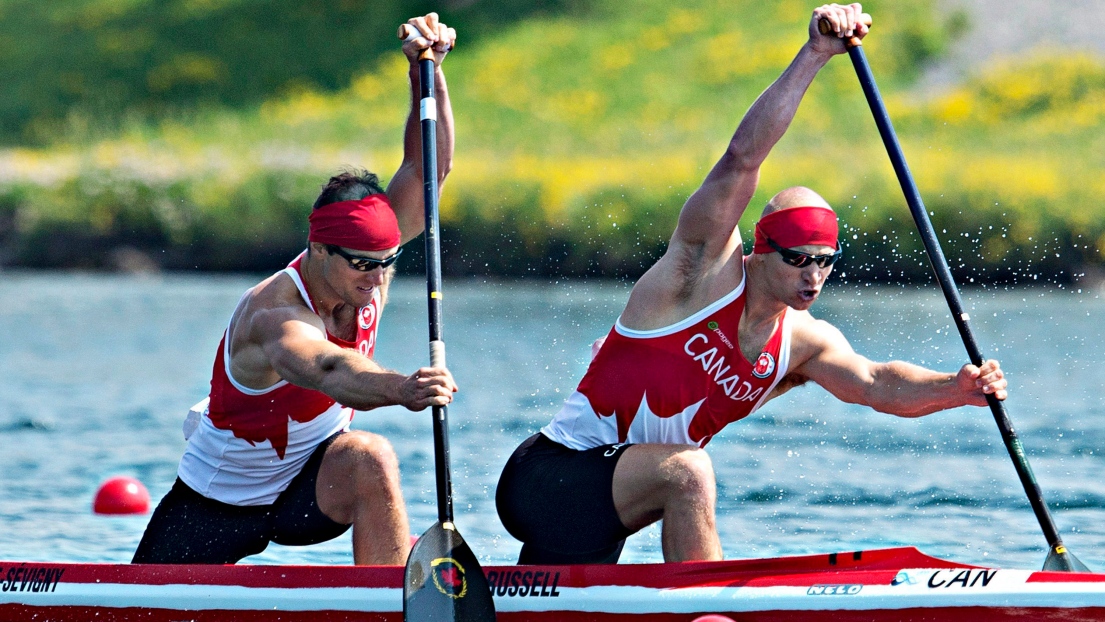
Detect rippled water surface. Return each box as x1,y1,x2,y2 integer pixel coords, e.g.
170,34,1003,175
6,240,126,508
2,271,1104,569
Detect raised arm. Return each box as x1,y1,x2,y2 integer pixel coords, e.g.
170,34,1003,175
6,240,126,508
387,12,457,245
252,305,457,412
670,4,868,264
792,319,1007,418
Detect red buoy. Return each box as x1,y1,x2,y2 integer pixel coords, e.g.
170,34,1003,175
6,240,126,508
93,476,150,515
692,616,737,622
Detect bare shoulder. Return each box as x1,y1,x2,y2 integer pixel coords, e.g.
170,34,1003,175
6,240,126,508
226,271,330,388
767,313,844,399
787,310,852,367
621,246,745,330
236,272,323,345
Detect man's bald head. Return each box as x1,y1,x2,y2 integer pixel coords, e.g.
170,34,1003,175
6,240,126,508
762,186,832,218
752,186,839,255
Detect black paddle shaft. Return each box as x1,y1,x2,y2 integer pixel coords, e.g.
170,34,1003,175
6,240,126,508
401,29,496,621
416,55,455,524
840,41,1081,570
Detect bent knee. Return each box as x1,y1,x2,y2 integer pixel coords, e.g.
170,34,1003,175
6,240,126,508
661,449,716,495
328,432,400,479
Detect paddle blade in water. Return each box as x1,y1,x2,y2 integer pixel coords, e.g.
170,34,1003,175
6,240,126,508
403,521,496,621
1043,545,1091,572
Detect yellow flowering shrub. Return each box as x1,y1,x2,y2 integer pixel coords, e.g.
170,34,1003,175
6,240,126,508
2,0,1104,280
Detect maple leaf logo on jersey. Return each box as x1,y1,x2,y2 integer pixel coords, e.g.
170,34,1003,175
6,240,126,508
751,352,775,378
206,257,371,459
359,302,377,330
573,288,791,447
207,336,339,460
578,325,768,446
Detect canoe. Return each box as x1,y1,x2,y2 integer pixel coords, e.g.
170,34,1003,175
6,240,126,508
3,546,1104,621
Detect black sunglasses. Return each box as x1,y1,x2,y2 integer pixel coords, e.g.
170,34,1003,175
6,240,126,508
327,245,403,271
767,238,841,268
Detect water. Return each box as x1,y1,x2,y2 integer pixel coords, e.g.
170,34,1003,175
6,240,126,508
1,271,1104,570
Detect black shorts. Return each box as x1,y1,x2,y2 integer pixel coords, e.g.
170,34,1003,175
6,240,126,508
132,432,350,564
496,433,634,564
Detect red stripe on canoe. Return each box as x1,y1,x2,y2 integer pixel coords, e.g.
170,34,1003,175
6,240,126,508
0,546,972,590
4,605,1105,622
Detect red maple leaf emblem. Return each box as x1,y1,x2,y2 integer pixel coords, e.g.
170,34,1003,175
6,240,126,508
578,328,750,445
439,565,463,589
577,306,779,445
207,336,337,459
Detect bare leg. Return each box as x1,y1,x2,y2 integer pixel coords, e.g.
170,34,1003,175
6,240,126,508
315,431,411,565
611,444,722,562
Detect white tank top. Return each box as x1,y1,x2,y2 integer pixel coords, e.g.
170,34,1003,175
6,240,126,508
178,253,381,505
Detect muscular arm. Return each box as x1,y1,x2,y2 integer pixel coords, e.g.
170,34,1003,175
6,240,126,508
791,318,1005,417
387,13,456,246
251,305,455,412
669,4,866,264
622,6,867,328
671,45,830,261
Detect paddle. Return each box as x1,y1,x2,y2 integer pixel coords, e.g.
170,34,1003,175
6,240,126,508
821,16,1089,572
398,24,497,620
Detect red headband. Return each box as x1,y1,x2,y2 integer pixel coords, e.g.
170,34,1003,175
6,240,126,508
308,195,401,252
752,206,839,254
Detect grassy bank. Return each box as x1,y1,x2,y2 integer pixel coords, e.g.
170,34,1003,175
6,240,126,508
1,0,1103,283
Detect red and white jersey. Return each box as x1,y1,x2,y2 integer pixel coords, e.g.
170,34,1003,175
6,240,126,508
541,272,791,450
178,252,382,506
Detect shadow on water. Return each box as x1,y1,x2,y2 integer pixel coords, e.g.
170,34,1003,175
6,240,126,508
0,416,56,432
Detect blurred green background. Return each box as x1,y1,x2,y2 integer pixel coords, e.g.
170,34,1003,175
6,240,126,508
1,0,1103,283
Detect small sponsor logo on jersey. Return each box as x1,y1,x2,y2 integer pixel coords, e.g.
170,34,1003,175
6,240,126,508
359,304,376,330
706,321,734,349
431,557,468,599
807,584,862,595
751,352,775,378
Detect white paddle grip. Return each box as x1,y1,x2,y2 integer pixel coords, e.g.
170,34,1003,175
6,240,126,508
429,340,446,368
398,24,453,51
398,24,418,42
420,98,437,121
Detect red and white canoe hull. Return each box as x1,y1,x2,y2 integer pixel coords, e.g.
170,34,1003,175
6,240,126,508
3,547,1104,621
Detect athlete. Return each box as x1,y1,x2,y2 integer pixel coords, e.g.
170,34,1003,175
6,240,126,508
133,13,457,566
496,3,1007,564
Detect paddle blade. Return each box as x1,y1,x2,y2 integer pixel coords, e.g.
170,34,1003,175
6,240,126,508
1043,545,1092,572
403,520,496,621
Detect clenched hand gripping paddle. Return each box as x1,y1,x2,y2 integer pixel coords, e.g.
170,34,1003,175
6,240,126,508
820,16,1088,572
398,25,497,621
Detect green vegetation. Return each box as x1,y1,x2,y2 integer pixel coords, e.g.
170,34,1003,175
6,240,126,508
0,0,582,145
1,0,1103,283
